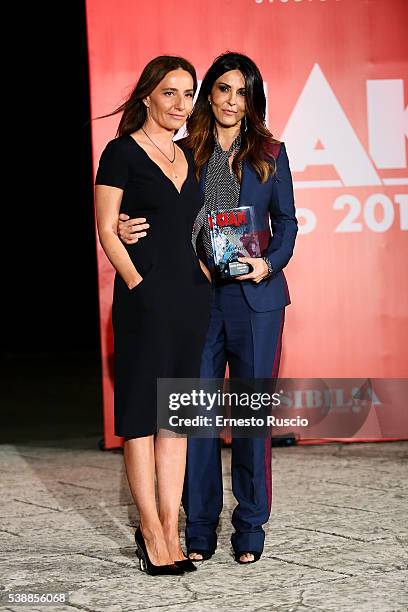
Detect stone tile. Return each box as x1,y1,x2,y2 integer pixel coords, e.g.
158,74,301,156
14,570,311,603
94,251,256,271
0,440,406,612
1,603,73,612
301,569,408,611
1,551,137,591
138,590,323,612
263,526,373,553
270,505,407,542
0,527,133,554
267,539,408,576
69,576,193,611
67,563,342,612
0,484,53,504
0,499,63,518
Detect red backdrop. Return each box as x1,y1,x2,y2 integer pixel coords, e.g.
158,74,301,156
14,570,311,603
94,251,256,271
85,0,408,449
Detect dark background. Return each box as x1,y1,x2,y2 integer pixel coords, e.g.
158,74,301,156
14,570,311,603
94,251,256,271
1,2,102,442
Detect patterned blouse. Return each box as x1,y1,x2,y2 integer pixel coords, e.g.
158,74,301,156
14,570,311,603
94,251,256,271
192,134,242,266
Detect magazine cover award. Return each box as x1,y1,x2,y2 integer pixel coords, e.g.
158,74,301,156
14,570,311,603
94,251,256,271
208,205,261,280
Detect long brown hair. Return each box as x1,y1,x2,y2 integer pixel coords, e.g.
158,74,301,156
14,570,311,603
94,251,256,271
99,56,197,137
185,52,279,182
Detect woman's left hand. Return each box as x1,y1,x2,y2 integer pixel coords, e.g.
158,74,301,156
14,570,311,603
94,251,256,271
235,257,269,284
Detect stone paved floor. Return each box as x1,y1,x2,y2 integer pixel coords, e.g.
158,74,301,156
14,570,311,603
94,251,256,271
0,439,407,612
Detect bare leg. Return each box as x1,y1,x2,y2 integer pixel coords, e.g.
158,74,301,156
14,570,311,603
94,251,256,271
123,436,173,566
155,433,187,561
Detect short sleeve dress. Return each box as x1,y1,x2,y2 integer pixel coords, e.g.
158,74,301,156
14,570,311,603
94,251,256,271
96,135,212,438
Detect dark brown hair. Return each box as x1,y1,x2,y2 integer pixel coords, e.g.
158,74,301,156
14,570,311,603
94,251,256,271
185,52,279,182
100,56,197,137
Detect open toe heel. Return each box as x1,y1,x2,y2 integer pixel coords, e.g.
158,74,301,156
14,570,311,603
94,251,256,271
234,551,261,564
187,549,215,562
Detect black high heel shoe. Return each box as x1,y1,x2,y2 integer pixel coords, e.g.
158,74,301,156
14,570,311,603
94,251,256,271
174,556,197,572
234,551,261,564
135,527,184,576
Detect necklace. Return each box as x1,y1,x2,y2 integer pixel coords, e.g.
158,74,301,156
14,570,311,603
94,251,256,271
141,128,178,178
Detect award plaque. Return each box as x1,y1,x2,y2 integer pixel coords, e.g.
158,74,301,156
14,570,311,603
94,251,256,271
208,206,262,280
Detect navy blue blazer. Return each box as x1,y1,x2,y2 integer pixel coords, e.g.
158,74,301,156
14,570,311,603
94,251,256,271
197,142,298,312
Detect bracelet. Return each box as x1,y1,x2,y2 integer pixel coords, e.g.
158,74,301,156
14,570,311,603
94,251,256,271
262,257,273,279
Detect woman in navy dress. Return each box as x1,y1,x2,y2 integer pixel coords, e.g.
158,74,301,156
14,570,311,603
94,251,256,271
95,56,211,576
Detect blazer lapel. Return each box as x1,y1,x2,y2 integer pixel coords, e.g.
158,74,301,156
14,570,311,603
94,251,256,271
238,160,256,207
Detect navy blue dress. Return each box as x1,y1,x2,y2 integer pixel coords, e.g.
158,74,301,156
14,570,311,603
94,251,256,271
96,135,211,437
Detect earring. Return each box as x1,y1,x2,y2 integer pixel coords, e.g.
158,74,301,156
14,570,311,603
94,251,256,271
243,115,248,132
208,100,212,106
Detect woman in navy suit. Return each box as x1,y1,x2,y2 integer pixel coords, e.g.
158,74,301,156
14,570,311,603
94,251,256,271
119,52,297,564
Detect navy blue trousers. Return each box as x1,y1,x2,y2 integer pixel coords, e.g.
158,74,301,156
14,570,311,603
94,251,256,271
182,282,285,555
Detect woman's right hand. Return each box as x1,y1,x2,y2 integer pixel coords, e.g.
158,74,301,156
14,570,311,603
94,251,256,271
118,214,150,244
128,275,144,290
